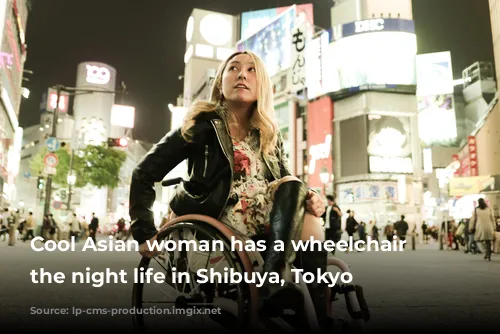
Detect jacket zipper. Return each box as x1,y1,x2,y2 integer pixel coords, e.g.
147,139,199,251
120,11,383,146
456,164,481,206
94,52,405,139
203,145,209,178
211,121,233,219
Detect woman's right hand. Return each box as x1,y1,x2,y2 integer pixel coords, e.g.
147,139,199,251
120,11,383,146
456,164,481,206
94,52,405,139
139,234,162,258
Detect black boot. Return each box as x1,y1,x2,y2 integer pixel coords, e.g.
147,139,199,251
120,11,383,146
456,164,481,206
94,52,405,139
260,180,309,316
298,249,330,331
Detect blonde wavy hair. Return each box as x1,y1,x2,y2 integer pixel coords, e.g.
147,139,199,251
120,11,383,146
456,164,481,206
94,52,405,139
181,50,280,159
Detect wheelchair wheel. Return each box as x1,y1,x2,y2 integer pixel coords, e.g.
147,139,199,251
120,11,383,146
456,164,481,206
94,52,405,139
132,219,252,332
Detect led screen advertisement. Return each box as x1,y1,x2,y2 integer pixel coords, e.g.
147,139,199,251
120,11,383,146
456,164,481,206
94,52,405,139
240,4,314,41
367,115,413,174
236,6,296,77
416,51,457,147
306,18,417,98
416,51,454,96
330,30,417,90
417,94,458,147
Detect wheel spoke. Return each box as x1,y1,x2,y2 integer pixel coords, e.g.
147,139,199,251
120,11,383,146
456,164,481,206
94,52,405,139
133,220,246,330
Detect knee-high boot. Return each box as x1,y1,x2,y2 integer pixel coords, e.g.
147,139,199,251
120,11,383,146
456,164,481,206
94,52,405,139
260,179,309,315
298,249,330,330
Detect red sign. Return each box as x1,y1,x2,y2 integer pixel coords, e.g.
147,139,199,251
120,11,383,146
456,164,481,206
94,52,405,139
452,154,460,177
46,88,69,113
306,96,334,190
467,136,478,176
454,135,479,177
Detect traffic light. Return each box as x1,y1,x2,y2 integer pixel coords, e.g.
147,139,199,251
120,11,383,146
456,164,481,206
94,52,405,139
37,176,45,190
107,137,128,148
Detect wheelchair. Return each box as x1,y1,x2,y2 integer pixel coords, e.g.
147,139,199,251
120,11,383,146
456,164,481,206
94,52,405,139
132,178,370,333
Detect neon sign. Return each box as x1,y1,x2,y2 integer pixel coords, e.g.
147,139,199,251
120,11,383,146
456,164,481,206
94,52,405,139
86,65,111,85
308,134,332,175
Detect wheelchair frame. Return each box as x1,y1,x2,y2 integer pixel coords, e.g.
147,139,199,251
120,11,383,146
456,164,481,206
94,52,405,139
131,212,367,332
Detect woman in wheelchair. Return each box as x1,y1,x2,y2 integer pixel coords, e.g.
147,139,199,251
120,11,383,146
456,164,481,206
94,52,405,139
129,50,330,326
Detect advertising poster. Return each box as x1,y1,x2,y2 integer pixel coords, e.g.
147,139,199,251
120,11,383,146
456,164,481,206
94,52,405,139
337,181,398,205
236,6,296,77
240,4,314,41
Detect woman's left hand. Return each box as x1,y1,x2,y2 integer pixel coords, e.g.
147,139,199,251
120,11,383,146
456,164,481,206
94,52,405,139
305,190,325,218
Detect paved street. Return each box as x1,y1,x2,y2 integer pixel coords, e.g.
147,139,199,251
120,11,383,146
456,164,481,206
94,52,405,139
0,237,499,333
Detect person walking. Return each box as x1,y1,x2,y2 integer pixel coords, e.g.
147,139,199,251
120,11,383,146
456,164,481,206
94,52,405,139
22,212,35,241
394,215,409,249
469,198,496,261
89,213,99,243
321,195,342,255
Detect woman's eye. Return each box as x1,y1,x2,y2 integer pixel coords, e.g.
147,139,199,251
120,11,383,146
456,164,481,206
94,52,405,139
248,67,256,72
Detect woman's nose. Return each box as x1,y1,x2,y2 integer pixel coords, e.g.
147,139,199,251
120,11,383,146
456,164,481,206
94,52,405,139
238,71,246,80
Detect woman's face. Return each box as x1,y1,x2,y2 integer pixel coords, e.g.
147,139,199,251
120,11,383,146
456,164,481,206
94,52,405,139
221,53,258,105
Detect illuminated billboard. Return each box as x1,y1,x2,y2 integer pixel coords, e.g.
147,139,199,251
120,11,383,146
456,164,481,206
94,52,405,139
367,115,413,174
111,104,135,128
330,30,416,89
417,94,458,147
416,51,457,147
306,30,340,100
308,18,416,98
416,51,454,96
236,6,296,77
240,4,314,41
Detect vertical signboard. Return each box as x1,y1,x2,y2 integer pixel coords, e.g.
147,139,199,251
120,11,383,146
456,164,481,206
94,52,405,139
306,96,333,189
467,136,478,176
456,136,479,177
452,154,461,177
291,22,306,92
306,30,337,99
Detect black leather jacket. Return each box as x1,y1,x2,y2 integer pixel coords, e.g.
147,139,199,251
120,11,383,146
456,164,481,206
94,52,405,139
129,109,290,244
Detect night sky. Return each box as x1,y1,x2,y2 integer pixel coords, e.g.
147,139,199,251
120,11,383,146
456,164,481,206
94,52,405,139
19,0,494,144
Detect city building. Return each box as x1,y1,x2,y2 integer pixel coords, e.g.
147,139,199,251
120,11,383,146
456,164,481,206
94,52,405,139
182,8,237,109
317,0,422,226
17,61,147,229
0,0,29,207
438,0,500,219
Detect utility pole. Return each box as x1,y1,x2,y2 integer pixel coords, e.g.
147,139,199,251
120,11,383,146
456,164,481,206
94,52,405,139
41,84,126,216
43,85,62,215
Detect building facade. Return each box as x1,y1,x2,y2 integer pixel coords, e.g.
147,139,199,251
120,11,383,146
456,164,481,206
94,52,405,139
0,0,28,207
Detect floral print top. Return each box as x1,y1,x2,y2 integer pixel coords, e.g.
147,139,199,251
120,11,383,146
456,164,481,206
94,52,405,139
219,130,274,238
